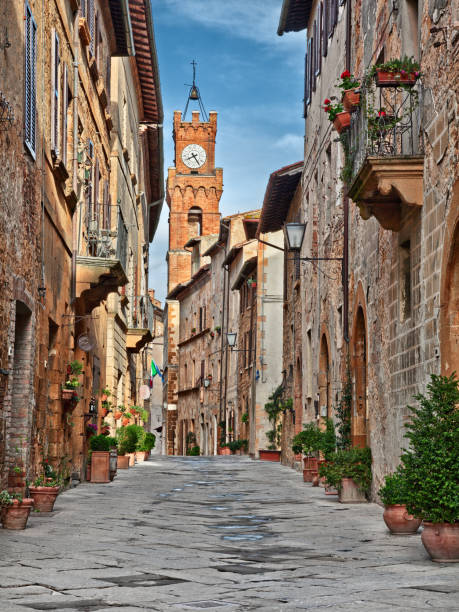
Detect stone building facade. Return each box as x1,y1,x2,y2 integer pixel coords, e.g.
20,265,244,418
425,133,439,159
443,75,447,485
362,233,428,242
273,0,458,496
0,0,163,490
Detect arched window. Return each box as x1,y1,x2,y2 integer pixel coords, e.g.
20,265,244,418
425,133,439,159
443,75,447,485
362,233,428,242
188,207,202,239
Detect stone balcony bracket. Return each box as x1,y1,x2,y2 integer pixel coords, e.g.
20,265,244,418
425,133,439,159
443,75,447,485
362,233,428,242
75,255,128,311
126,328,153,353
348,156,424,231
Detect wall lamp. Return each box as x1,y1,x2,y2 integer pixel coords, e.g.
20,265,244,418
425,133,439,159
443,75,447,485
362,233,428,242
226,332,253,353
203,377,211,389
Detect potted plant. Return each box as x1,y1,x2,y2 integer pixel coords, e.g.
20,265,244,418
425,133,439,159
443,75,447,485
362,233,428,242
319,447,372,503
291,423,322,482
122,412,132,427
106,437,118,480
29,459,62,512
136,431,156,462
88,435,111,482
338,70,361,112
241,412,249,424
371,56,420,87
191,327,196,335
379,469,421,535
228,439,243,455
215,326,221,334
400,373,459,562
259,385,284,461
62,360,83,401
0,491,34,530
187,445,200,456
323,98,350,134
115,426,137,469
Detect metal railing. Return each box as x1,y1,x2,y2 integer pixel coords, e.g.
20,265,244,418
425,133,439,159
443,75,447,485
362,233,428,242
79,211,128,273
346,77,423,182
128,295,153,331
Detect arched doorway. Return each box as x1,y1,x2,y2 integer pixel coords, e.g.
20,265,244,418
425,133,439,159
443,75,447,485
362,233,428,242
352,307,368,448
319,335,331,419
294,356,302,435
441,202,459,377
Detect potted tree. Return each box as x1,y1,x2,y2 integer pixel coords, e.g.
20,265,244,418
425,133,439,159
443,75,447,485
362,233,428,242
259,386,284,461
400,373,459,562
89,435,111,482
136,431,156,462
379,469,421,535
116,426,137,469
0,491,34,530
319,447,372,503
291,423,322,482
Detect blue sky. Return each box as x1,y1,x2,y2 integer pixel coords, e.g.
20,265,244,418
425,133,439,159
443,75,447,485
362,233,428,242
149,0,305,302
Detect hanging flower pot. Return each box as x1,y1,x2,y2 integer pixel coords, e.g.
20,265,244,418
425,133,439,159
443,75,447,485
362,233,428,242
375,70,418,87
100,407,108,418
122,417,130,427
114,411,122,420
62,388,74,402
333,111,351,134
342,89,360,112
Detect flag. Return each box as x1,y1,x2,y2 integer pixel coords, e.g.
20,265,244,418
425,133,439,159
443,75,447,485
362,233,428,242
150,360,164,386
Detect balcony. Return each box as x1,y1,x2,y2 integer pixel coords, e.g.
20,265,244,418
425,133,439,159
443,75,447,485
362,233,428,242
347,80,424,231
126,295,153,353
76,214,128,311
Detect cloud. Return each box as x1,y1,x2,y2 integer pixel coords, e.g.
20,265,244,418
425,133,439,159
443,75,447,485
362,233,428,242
160,0,305,52
274,133,304,150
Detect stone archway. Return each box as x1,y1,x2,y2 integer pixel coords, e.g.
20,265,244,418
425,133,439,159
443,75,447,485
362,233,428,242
440,182,459,377
352,307,368,448
319,335,331,419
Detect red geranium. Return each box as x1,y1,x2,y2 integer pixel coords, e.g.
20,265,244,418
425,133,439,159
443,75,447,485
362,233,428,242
341,70,351,79
324,98,331,105
378,110,386,117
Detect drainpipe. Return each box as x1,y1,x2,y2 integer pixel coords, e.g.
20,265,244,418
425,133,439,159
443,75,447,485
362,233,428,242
342,0,351,345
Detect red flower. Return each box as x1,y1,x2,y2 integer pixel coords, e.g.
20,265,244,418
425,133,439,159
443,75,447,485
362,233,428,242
341,70,351,79
324,106,331,112
378,110,386,117
324,98,331,104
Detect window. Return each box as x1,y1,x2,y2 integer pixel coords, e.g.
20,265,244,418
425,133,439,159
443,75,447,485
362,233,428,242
51,29,60,156
323,0,328,56
400,240,412,322
25,2,37,157
199,307,203,332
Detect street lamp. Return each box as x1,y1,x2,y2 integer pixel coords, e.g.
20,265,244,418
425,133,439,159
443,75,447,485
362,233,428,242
203,377,211,389
227,332,237,348
284,222,306,251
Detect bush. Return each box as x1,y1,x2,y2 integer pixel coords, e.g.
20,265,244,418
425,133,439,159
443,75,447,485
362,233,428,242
116,426,137,455
137,431,156,452
319,447,372,495
106,437,118,449
187,445,200,456
319,418,336,460
89,435,111,452
291,423,322,455
379,469,408,506
400,373,459,524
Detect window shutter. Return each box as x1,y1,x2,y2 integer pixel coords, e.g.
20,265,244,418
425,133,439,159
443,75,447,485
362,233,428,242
25,3,37,157
62,64,68,165
51,30,60,156
81,0,87,19
311,29,316,91
102,180,108,229
316,6,322,75
303,46,309,117
333,0,339,28
89,0,95,56
323,0,328,55
94,157,100,221
328,0,334,37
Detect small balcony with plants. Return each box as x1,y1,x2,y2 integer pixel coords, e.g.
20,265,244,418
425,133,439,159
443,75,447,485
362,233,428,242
126,295,153,353
324,58,424,231
347,58,423,230
76,210,128,309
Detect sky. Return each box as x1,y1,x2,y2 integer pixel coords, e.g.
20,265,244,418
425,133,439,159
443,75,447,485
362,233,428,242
148,0,306,303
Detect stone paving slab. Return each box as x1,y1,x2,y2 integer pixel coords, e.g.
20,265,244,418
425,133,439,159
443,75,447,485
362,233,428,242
1,456,458,611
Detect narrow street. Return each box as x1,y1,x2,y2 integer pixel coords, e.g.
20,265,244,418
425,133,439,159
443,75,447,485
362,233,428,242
1,458,458,612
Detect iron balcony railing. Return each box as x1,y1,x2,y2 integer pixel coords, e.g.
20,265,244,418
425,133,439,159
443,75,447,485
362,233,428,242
345,77,424,182
128,295,153,331
79,211,128,273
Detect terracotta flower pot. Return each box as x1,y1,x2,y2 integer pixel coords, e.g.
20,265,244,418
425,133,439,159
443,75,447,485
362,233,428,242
135,451,149,462
114,411,122,420
127,452,136,466
259,450,281,462
375,70,418,87
117,455,129,469
342,89,360,112
89,451,110,483
122,417,130,426
1,498,34,530
333,111,351,134
303,457,318,482
219,448,231,456
421,522,459,562
383,505,422,535
62,388,74,401
100,407,108,418
29,486,60,512
339,477,367,503
101,394,108,402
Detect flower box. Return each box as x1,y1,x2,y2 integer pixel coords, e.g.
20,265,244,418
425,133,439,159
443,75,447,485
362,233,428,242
333,111,351,134
259,449,281,462
117,455,129,469
62,388,75,402
89,451,110,483
375,70,418,87
342,89,360,112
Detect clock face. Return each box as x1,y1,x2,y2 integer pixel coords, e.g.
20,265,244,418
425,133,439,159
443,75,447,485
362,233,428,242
182,144,206,169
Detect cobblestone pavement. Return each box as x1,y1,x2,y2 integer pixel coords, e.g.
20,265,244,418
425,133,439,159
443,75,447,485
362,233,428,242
1,456,458,611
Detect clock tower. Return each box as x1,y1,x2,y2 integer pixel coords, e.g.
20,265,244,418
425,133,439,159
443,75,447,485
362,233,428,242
166,110,223,292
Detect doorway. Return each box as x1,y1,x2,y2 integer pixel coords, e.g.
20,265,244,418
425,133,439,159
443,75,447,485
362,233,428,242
352,307,368,448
